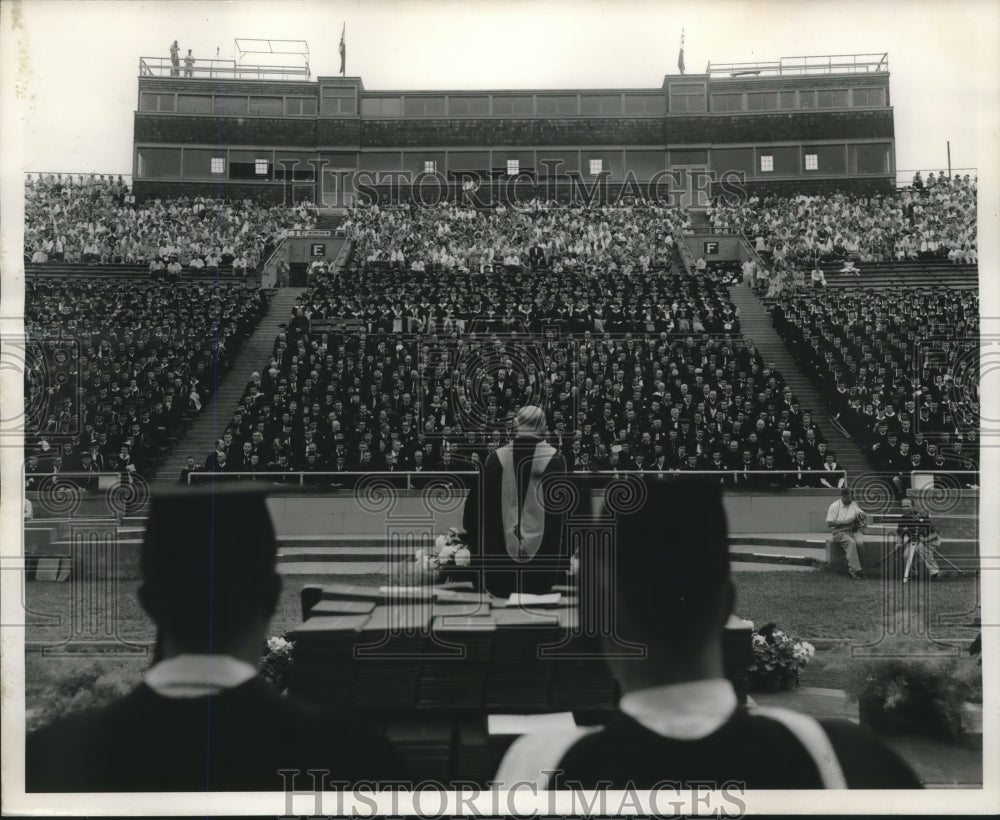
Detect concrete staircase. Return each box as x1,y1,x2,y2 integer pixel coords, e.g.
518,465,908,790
315,210,344,232
687,209,710,230
152,287,305,485
726,283,870,484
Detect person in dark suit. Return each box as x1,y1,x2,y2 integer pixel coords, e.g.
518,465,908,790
495,478,921,790
26,484,404,792
462,405,571,598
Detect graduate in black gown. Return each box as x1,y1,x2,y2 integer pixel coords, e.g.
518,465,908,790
27,484,404,792
495,478,922,790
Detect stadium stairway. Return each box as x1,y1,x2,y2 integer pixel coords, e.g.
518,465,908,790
726,283,871,483
315,210,344,232
151,286,305,486
687,208,710,229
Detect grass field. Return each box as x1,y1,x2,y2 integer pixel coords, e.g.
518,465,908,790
22,569,981,731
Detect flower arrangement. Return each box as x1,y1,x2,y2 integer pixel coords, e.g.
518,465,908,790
259,634,295,692
748,622,815,689
393,528,472,585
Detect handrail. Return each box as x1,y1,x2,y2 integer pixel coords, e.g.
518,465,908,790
707,53,888,78
187,469,479,489
258,236,287,288
139,56,310,81
186,467,846,488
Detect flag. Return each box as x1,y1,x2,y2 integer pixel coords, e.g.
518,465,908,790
339,24,346,74
677,30,685,74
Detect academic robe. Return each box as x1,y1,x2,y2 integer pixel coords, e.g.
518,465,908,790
26,676,404,792
462,434,571,598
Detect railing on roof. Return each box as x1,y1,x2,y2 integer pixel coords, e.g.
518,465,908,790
707,53,888,78
139,56,310,81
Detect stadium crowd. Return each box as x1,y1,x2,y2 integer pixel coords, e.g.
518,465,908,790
772,287,979,491
196,261,838,487
24,173,318,272
24,279,268,481
707,173,978,268
344,201,693,274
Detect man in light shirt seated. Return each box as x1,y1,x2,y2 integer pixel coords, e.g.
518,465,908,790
826,485,867,579
495,478,919,789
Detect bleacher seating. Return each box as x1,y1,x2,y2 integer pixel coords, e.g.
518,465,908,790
195,204,844,486
24,278,268,479
24,173,319,273
771,286,979,493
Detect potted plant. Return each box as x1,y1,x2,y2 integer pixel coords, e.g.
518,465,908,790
749,622,816,692
841,644,982,739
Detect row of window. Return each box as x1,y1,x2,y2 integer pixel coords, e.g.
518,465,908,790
139,85,886,117
136,145,892,180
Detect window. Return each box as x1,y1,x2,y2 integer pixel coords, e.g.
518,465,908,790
711,93,743,112
214,96,248,115
804,153,818,171
746,92,778,111
322,87,357,115
580,95,622,115
285,97,318,116
361,97,402,116
424,160,437,174
623,94,666,115
507,159,520,176
210,157,225,174
853,87,884,107
493,95,533,115
230,152,271,180
535,95,578,115
816,89,849,108
177,94,212,114
137,147,181,178
248,96,283,115
449,96,489,116
778,91,797,110
403,96,446,116
759,155,774,173
589,158,603,175
670,82,707,114
140,93,176,112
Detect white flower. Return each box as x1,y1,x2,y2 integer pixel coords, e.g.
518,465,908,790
434,534,447,551
454,546,471,567
437,544,457,562
266,636,290,653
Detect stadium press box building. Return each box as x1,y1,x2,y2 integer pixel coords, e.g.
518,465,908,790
132,52,895,206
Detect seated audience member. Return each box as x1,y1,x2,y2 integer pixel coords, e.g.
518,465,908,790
26,485,405,791
495,479,920,789
827,486,867,579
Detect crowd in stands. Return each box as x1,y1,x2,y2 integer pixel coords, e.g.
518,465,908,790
772,287,979,492
24,173,318,273
345,201,692,275
707,173,978,274
192,202,840,487
24,279,268,482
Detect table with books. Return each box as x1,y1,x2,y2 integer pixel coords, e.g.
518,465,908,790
289,582,753,784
